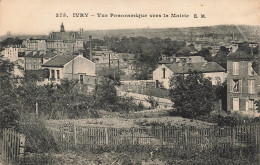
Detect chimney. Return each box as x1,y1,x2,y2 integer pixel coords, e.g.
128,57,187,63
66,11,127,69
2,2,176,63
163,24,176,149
78,53,83,57
89,35,93,61
80,28,83,36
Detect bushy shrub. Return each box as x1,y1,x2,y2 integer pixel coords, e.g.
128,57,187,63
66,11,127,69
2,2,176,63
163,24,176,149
18,119,60,153
198,112,260,126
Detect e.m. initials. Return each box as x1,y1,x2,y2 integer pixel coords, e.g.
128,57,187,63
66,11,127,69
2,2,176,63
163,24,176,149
194,14,206,18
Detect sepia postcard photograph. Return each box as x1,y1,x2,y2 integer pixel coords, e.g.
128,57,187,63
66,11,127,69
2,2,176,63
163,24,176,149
0,0,260,164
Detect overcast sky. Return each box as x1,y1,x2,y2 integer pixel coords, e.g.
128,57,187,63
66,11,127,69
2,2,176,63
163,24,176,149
0,0,259,36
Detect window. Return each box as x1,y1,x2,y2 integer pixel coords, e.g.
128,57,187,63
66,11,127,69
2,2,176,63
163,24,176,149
33,65,36,69
249,99,254,110
248,80,255,94
233,98,239,111
156,80,159,88
162,68,166,79
248,62,255,76
230,79,242,93
233,62,239,75
51,70,55,79
79,75,84,84
56,70,60,80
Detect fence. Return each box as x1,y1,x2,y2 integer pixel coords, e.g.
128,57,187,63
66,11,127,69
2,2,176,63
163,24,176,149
45,123,260,151
1,128,25,165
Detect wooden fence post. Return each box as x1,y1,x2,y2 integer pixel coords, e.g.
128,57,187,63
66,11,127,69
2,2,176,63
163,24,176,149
105,127,109,145
2,128,5,162
255,125,259,149
19,133,26,164
232,127,236,147
74,124,77,149
184,128,188,147
131,128,134,145
161,127,164,147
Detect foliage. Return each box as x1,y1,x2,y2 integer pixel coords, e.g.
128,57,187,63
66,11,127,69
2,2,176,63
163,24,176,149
106,36,187,68
95,78,118,106
214,80,227,111
176,44,196,57
24,69,49,82
193,48,213,62
18,119,59,153
135,65,151,80
213,46,230,69
98,68,123,84
145,95,159,109
94,78,140,113
0,58,20,129
169,71,216,118
0,37,23,48
15,79,99,119
198,112,260,126
237,42,259,55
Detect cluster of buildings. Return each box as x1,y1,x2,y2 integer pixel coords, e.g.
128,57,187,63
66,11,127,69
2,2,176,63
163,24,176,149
0,23,137,91
1,23,260,116
151,41,260,116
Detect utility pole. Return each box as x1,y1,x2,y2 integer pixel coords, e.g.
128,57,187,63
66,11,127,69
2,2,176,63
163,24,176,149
117,59,120,75
35,102,38,118
109,53,111,69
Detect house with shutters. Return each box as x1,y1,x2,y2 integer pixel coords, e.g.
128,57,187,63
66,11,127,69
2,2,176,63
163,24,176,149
41,54,97,86
153,62,226,89
227,50,260,116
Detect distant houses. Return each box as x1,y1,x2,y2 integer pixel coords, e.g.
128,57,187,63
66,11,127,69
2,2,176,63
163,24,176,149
153,61,226,89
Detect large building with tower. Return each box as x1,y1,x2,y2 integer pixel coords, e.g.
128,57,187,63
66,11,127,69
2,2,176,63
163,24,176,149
46,23,84,53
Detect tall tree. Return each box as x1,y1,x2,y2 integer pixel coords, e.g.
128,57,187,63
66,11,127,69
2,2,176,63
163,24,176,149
169,71,216,118
0,58,20,129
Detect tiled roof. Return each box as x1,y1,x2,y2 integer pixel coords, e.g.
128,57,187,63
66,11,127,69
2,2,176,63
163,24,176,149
165,62,225,74
24,51,44,58
42,55,78,67
43,52,57,58
227,51,254,60
158,59,172,64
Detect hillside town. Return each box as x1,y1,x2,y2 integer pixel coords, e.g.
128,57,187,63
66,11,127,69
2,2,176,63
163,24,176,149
1,23,260,164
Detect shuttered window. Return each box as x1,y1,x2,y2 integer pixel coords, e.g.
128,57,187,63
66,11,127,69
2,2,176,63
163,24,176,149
233,62,239,75
248,62,254,76
248,80,255,94
233,98,239,111
249,99,254,110
230,79,242,93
